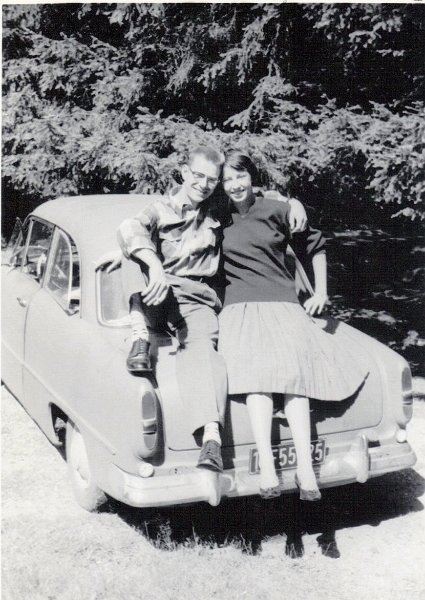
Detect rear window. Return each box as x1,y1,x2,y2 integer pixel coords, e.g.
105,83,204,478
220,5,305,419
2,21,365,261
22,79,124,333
97,265,129,326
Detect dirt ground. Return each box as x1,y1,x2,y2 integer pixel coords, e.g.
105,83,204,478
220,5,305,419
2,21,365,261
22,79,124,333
2,383,425,600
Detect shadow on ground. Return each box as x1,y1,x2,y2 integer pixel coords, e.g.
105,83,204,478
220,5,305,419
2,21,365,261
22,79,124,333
107,468,424,558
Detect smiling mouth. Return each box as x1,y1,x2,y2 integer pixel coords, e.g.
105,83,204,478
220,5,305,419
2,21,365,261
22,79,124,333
193,190,208,200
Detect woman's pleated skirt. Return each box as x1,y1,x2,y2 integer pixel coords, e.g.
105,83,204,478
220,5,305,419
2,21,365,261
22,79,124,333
218,302,369,401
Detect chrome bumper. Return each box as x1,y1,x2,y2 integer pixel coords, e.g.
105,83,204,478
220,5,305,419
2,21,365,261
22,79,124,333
108,435,417,508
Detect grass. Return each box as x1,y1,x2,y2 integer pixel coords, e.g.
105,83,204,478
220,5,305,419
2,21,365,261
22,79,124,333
2,386,425,600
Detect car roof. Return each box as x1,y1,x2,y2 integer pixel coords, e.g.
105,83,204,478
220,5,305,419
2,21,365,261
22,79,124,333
32,194,161,263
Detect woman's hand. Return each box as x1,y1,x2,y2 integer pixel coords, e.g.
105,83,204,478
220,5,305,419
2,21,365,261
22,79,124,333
303,292,329,316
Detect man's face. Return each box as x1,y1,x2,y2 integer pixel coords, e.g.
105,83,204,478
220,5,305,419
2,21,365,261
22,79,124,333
181,155,221,207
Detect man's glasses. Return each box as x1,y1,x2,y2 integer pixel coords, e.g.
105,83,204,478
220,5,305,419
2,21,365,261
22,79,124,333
187,166,219,187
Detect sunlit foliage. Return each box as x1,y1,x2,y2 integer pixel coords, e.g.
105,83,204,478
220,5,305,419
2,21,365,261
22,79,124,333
2,3,424,223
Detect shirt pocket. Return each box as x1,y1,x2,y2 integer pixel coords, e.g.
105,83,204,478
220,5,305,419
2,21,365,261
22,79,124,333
159,229,181,257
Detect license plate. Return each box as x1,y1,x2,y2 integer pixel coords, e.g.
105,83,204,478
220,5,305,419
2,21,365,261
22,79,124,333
249,439,326,474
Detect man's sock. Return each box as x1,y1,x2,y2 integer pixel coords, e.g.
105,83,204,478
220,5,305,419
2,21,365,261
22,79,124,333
129,293,149,342
202,421,221,446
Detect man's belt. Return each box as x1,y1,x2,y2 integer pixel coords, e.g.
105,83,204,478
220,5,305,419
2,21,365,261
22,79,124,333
182,274,215,284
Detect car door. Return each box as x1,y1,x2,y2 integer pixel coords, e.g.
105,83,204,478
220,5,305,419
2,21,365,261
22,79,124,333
1,217,54,400
23,227,82,439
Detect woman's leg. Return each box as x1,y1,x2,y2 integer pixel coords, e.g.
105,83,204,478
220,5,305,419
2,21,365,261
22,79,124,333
246,393,279,489
284,394,318,490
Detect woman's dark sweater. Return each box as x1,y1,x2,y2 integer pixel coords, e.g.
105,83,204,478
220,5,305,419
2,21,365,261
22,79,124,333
222,196,325,307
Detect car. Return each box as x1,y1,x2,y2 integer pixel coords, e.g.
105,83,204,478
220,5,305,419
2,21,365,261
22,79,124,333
1,194,417,511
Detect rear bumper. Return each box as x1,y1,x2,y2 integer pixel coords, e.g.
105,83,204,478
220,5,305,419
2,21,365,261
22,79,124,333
368,439,417,478
108,435,417,508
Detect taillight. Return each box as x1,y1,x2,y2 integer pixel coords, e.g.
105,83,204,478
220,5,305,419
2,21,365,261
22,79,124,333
401,366,413,421
141,390,158,450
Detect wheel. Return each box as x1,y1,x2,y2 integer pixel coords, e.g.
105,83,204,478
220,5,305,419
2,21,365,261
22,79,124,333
65,420,107,512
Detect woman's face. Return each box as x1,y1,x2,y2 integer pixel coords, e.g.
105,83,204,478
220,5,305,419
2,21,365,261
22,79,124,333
222,165,253,205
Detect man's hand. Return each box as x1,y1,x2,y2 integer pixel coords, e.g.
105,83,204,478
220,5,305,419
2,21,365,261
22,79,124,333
142,263,169,306
303,292,328,316
262,190,307,233
287,198,308,233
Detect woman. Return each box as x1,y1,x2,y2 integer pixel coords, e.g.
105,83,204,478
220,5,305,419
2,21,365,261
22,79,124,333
218,153,368,500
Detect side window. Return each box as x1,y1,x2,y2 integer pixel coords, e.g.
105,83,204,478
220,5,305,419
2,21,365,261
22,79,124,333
45,229,80,312
4,218,28,267
22,219,54,282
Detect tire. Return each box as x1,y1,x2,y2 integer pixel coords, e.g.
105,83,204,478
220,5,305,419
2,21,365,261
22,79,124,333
65,420,107,512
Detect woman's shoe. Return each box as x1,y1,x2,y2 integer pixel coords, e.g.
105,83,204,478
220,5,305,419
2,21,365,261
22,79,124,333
259,485,281,499
294,473,321,501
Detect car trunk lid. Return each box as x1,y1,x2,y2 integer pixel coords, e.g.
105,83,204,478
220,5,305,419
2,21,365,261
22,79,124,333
156,319,383,451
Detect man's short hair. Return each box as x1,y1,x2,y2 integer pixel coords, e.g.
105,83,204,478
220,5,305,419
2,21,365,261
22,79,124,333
187,145,225,168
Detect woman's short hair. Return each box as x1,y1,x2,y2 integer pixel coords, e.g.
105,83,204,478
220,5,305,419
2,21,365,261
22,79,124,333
223,152,259,185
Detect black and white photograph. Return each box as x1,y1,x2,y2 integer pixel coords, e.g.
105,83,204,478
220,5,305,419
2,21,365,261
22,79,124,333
2,2,425,599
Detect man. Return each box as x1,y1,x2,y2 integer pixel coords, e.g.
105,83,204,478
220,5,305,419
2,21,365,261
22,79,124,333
117,145,307,474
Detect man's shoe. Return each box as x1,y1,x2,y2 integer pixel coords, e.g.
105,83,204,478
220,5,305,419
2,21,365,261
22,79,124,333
126,339,152,373
197,440,223,473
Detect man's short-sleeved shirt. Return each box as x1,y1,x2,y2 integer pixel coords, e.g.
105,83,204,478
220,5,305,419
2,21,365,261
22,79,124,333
117,187,222,277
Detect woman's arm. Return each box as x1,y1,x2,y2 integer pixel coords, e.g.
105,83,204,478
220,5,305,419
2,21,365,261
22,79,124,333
303,249,329,316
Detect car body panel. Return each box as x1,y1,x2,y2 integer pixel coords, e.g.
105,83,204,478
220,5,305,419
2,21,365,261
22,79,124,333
2,268,40,399
160,316,384,451
1,194,416,509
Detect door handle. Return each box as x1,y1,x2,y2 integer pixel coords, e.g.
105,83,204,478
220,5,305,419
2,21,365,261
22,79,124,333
16,297,28,307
